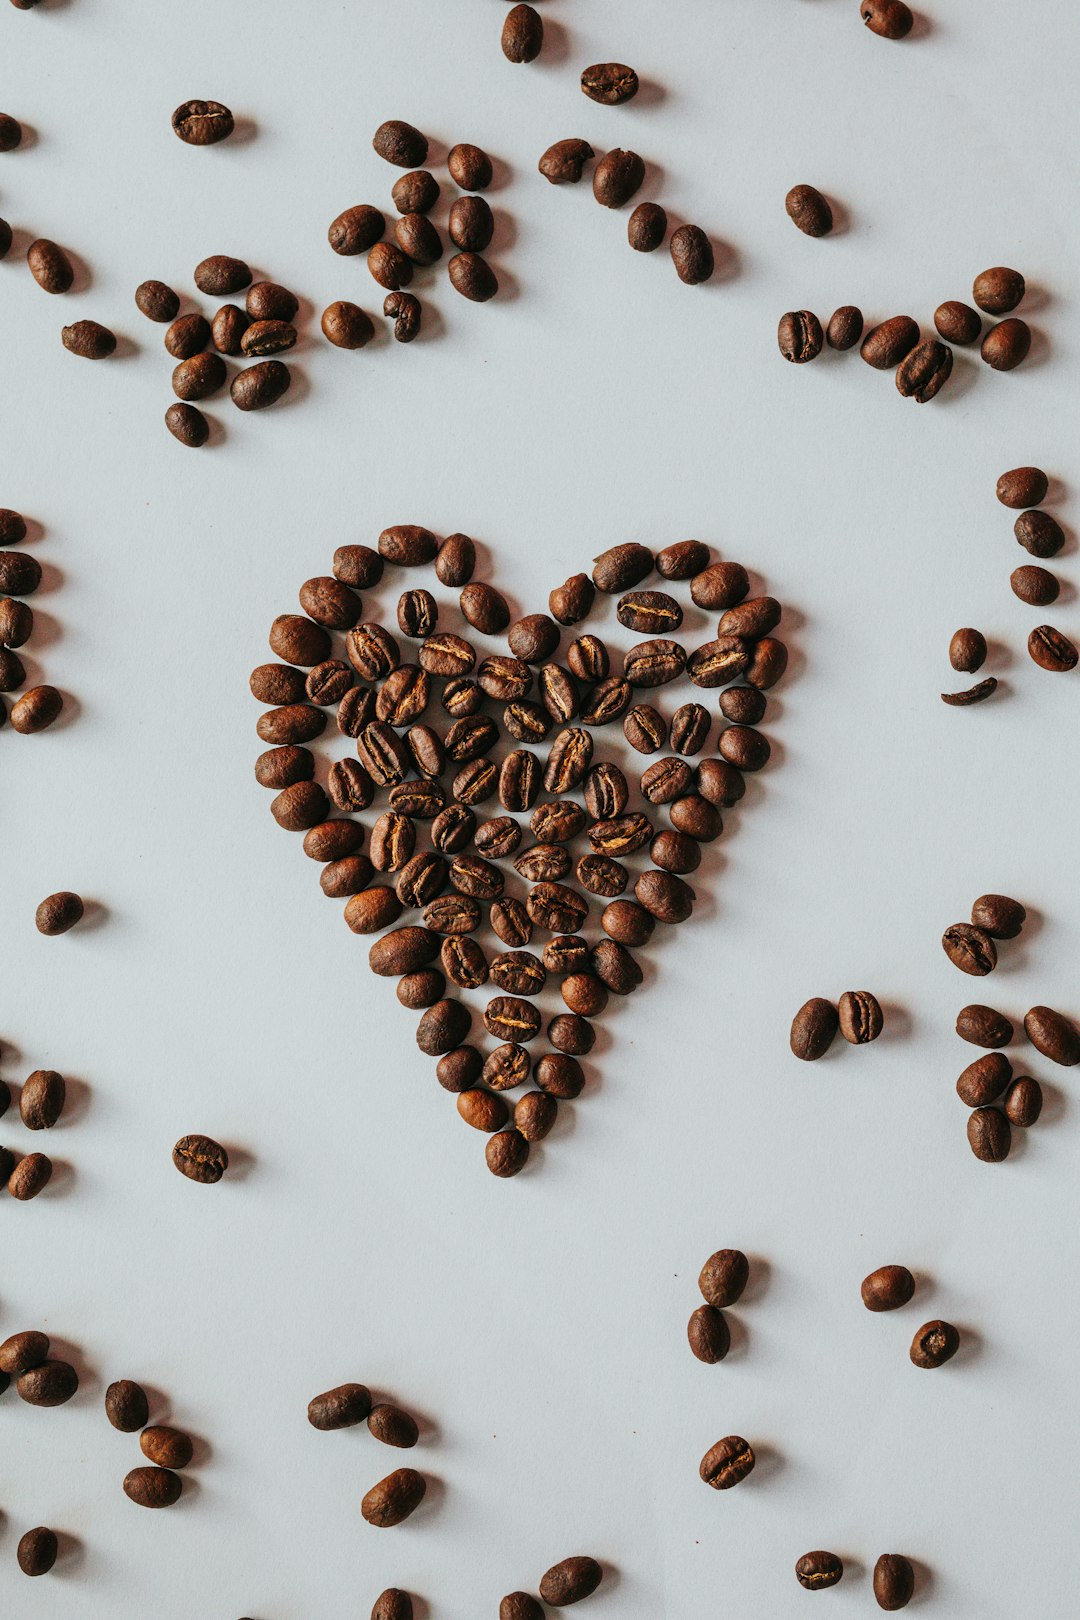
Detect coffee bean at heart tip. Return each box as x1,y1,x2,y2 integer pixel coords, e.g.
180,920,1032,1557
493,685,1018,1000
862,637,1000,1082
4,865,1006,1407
790,997,838,1060
581,62,639,104
124,1466,183,1508
1028,624,1077,672
942,922,996,975
1014,510,1063,558
361,1466,426,1527
861,1264,915,1311
538,1555,604,1605
785,184,833,236
778,310,823,363
1004,1076,1042,1127
1011,564,1058,606
796,1551,843,1590
502,3,543,62
172,100,234,145
106,1379,149,1431
62,320,117,359
910,1319,960,1367
874,1552,915,1610
826,305,863,349
837,990,883,1043
17,1526,58,1577
628,202,667,252
699,1435,755,1489
322,301,375,350
860,0,914,38
373,120,428,168
34,891,84,935
698,1248,749,1307
9,683,62,732
172,1133,228,1183
1024,1005,1080,1066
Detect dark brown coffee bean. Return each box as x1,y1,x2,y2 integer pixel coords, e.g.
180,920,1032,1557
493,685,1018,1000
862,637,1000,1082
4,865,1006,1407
259,704,326,748
17,1526,58,1578
670,225,714,284
448,196,494,253
1015,510,1064,558
796,1552,843,1591
369,928,440,977
345,625,399,684
516,843,571,884
535,1052,585,1098
790,997,839,1060
956,1004,1012,1048
579,676,629,726
396,853,448,910
329,204,386,255
437,1047,482,1092
538,663,579,722
968,1106,1011,1161
572,854,625,900
247,283,298,322
934,301,981,344
1024,1005,1080,1066
488,903,531,954
581,61,639,104
62,320,116,359
124,1466,183,1508
778,310,823,363
7,683,59,732
538,139,595,185
544,938,591,978
0,596,33,646
141,1425,193,1469
1028,623,1077,672
526,803,581,847
592,148,645,209
251,663,306,705
949,628,986,674
618,590,683,636
896,338,953,401
328,758,375,810
27,238,74,293
194,255,250,296
910,1319,960,1366
424,890,483,936
369,812,416,873
539,1557,603,1605
941,677,998,706
641,757,693,805
996,466,1047,509
373,119,429,168
861,315,919,368
861,1264,915,1312
698,1248,748,1308
579,767,624,825
382,289,421,342
172,98,232,144
231,359,290,410
502,2,543,61
271,780,328,830
486,1128,530,1177
308,1382,372,1429
623,639,685,688
458,1086,508,1135
826,305,863,349
487,953,545,1001
942,923,996,975
17,1357,77,1402
526,881,588,936
0,1330,49,1374
719,724,769,771
0,218,10,258
635,868,693,923
256,746,313,790
373,1590,415,1620
957,1052,1012,1107
0,111,21,150
506,614,559,666
785,184,832,237
473,817,520,860
395,212,442,266
973,265,1025,315
717,689,763,729
718,597,781,641
448,251,498,302
271,613,333,667
699,1436,755,1490
304,820,365,864
548,1013,595,1056
300,575,362,630
368,1403,419,1450
982,317,1030,370
306,660,354,706
447,143,492,191
484,996,542,1045
620,705,664,755
860,0,913,37
0,644,24,689
1011,564,1058,606
670,795,721,841
450,852,504,900
653,540,707,580
651,829,700,874
687,638,750,688
461,580,510,633
368,241,414,291
591,939,642,996
544,727,592,794
322,856,374,899
970,893,1025,939
588,813,653,859
628,202,667,252
1004,1076,1042,1127
19,1068,65,1128
164,401,208,446
696,757,745,808
560,973,607,1018
322,301,375,350
105,1379,149,1432
873,1553,914,1611
692,562,749,611
449,762,496,810
549,573,596,623
172,1133,227,1183
484,1044,531,1091
34,886,85,937
687,1304,730,1364
836,990,883,1044
172,352,226,407
513,1091,557,1143
417,998,471,1056
424,805,471,858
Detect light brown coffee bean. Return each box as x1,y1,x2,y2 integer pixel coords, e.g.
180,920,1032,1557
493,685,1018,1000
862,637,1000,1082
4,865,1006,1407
981,318,1030,370
996,466,1048,509
19,1068,65,1128
373,121,428,168
485,1129,530,1176
140,1426,193,1469
1004,1076,1042,1127
785,184,832,236
910,1320,960,1366
837,990,883,1044
27,239,74,294
123,1466,183,1508
934,301,981,344
861,315,919,368
956,1052,1012,1107
8,1152,53,1199
329,204,387,255
790,997,839,1060
448,251,498,302
1024,1005,1080,1066
538,139,595,185
592,149,645,209
967,1107,1011,1161
861,1264,915,1312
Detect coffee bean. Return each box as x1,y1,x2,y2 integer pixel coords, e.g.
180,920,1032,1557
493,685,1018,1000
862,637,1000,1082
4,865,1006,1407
17,1527,58,1577
307,659,354,706
581,61,639,104
874,1553,914,1611
1024,1005,1079,1066
416,999,472,1056
635,868,693,922
1011,563,1058,606
9,684,61,733
0,551,38,596
304,820,365,864
446,196,494,257
1004,1076,1042,1127
641,757,693,804
790,997,839,1060
484,1043,531,1090
718,723,769,771
0,218,10,257
956,1004,1012,1048
549,575,595,626
308,1382,372,1429
778,310,823,363
670,794,721,840
258,746,313,791
458,579,509,633
141,1425,193,1469
1028,623,1077,672
458,1086,509,1135
28,238,74,293
0,112,22,150
271,780,329,830
718,688,764,726
511,1092,555,1145
861,315,919,368
940,677,997,706
19,1068,65,1129
373,120,428,168
397,853,448,909
447,250,499,302
538,137,596,185
628,202,667,252
996,466,1047,509
982,318,1030,370
796,1552,843,1591
837,990,883,1044
395,212,442,266
447,143,492,191
957,1052,1011,1107
1014,510,1064,558
0,644,23,689
968,1106,1011,1161
380,289,421,343
344,887,400,931
538,1556,603,1606
591,938,642,996
0,1330,49,1373
826,306,863,349
785,184,833,236
106,1379,150,1432
172,1133,228,1183
368,1404,419,1449
559,973,606,1018
910,1319,960,1366
436,1047,482,1093
618,591,682,637
0,597,33,647
162,400,206,450
34,890,84,937
896,339,953,401
260,706,326,749
623,639,685,688
194,255,251,296
969,893,1024,940
589,812,653,857
687,1304,730,1364
373,1589,414,1620
548,1013,594,1056
697,757,745,807
699,1435,755,1489
165,313,210,359
172,100,233,145
17,1357,77,1402
699,1248,748,1307
691,562,749,611
124,1466,183,1508
329,205,387,255
860,0,913,37
973,266,1025,314
486,1128,530,1177
535,1052,585,1098
949,628,986,673
169,350,223,402
934,301,981,344
942,923,996,975
861,1264,915,1312
233,358,291,410
322,301,374,349
323,856,374,899
593,149,645,209
670,225,714,284
369,241,414,291
62,320,116,359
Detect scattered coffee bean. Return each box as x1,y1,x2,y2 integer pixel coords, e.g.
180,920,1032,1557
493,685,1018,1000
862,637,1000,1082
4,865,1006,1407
373,1590,414,1620
329,204,387,255
62,320,116,359
940,677,997,706
0,551,40,595
0,112,23,151
322,301,375,350
448,251,498,302
967,1105,1011,1161
1012,564,1059,605
448,195,495,254
373,121,428,168
699,1435,755,1489
790,997,839,1060
0,1330,49,1373
628,203,667,252
8,1152,53,1199
949,628,986,673
514,1090,557,1141
910,1319,960,1367
581,62,639,104
20,1069,65,1129
539,1557,603,1605
826,306,863,349
861,316,919,368
27,239,74,294
10,684,63,732
458,1088,509,1133
241,318,296,356
969,893,1024,939
934,300,981,344
1004,1076,1042,1126
860,0,914,37
874,1552,914,1611
592,149,645,209
778,310,823,363
369,241,413,291
195,255,251,296
973,266,1025,315
172,1133,228,1183
368,1404,419,1449
124,1465,183,1507
34,891,83,936
232,359,291,410
172,100,233,145
699,1249,748,1307
395,212,442,266
956,1004,1013,1048
538,139,595,185
486,1128,530,1177
141,1425,194,1469
384,291,421,343
445,144,490,192
981,318,1030,370
1024,1005,1079,1066
211,305,249,354
106,1379,150,1432
165,312,211,359
942,922,996,975
785,184,833,237
957,1052,1012,1107
1028,624,1077,672
17,1525,58,1577
861,1264,915,1312
500,1594,542,1620
247,282,298,322
17,1357,77,1402
796,1552,843,1590
0,597,33,647
996,466,1047,508
895,339,953,401
1014,510,1064,558
687,1304,730,1364
502,4,543,62
837,990,883,1044
173,351,226,400
308,1382,372,1429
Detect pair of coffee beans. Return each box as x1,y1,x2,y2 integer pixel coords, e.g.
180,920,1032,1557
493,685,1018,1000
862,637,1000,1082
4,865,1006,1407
688,1248,749,1364
789,991,883,1059
795,1550,915,1608
942,894,1025,978
861,1268,961,1370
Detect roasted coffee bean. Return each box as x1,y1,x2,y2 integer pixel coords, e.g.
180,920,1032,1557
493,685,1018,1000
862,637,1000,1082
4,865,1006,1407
562,633,608,682
493,751,537,813
1011,564,1058,606
373,118,429,167
419,636,474,680
579,676,630,726
395,212,442,266
1024,1005,1080,1066
529,802,585,845
448,251,498,302
0,111,21,150
861,315,920,368
356,722,410,786
437,1047,482,1092
785,184,832,237
0,218,10,257
860,0,913,37
539,139,595,185
173,1133,228,1183
796,1553,843,1591
0,597,33,646
232,359,291,409
474,816,521,859
300,575,362,630
165,402,209,446
696,757,745,807
450,853,503,900
431,804,476,856
561,974,607,1018
692,563,748,612
424,893,482,936
447,143,492,191
623,704,666,754
368,241,414,290
576,853,628,898
383,290,422,342
1014,510,1064,558
445,713,497,762
323,301,375,349
369,812,416,872
651,829,700,874
982,318,1030,370
973,266,1025,315
543,937,591,977
670,225,714,284
934,300,981,344
671,794,721,841
778,309,823,363
248,282,300,320
460,581,510,633
549,573,596,623
486,1128,530,1177
508,614,561,665
502,3,543,62
373,1590,415,1620
539,663,579,721
397,853,448,909
338,684,378,736
641,757,693,805
17,1357,77,1402
20,1068,65,1128
307,660,354,706
861,1264,915,1312
304,820,365,864
308,1383,372,1429
28,239,74,294
417,999,472,1055
10,685,71,733
459,1086,507,1134
124,1466,183,1508
0,1330,49,1374
322,856,374,899
1028,624,1077,672
62,320,116,359
271,780,329,828
514,1091,557,1143
106,1379,149,1432
687,637,749,687
699,1248,748,1308
624,639,685,688
270,613,332,667
591,939,642,995
35,888,84,937
942,923,996,975
369,927,440,977
593,148,645,209
141,1425,194,1469
873,1553,914,1611
549,1013,596,1056
329,204,386,255
635,868,693,923
997,466,1048,509
718,597,781,640
448,196,494,253
719,724,769,771
581,61,639,104
971,893,1025,939
581,765,626,823
688,1304,730,1364
256,746,314,790
662,703,706,753
618,590,683,636
699,1436,755,1489
592,542,652,594
826,305,863,349
251,663,307,706
718,688,764,728
589,813,653,858
790,997,839,1060
17,1527,57,1578
515,843,571,883
0,645,24,689
910,1319,960,1366
628,202,668,252
172,98,233,144
949,628,986,673
535,1052,585,1097
896,338,953,401
489,952,545,999
968,1106,1011,1161
655,539,709,579
1004,1076,1042,1127
485,996,542,1044
957,1052,1012,1107
484,1045,531,1091
194,255,250,296
172,349,226,401
368,1404,419,1450
941,677,997,706
490,897,532,947
526,881,588,935
539,1557,603,1606
837,990,883,1044
956,1004,1012,1048
544,727,592,794
478,660,530,706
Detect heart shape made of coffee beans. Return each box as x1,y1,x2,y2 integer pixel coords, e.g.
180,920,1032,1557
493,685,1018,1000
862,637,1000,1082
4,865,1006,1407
252,527,790,1177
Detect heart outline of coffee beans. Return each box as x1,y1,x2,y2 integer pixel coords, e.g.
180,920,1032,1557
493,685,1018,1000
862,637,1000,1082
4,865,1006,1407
252,527,791,1177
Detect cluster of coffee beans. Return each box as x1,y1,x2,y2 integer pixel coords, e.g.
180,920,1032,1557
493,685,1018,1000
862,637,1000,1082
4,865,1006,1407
942,892,1026,979
501,1557,605,1615
779,265,1032,399
106,1376,199,1509
254,528,788,1177
0,507,63,734
307,1380,427,1529
687,1246,749,1364
953,993,1075,1163
789,991,884,1060
1,1328,79,1406
996,465,1077,673
0,1054,66,1200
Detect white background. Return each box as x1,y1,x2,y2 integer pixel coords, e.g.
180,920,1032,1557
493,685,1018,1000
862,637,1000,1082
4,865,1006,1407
3,1,1079,1614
